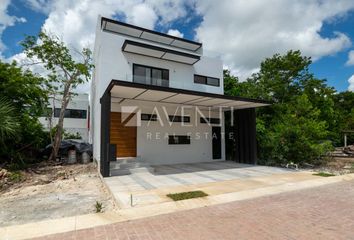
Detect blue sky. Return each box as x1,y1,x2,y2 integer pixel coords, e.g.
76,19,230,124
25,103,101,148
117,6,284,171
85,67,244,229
1,0,354,92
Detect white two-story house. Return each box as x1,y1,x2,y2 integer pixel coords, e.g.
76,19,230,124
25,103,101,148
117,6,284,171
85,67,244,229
90,16,269,177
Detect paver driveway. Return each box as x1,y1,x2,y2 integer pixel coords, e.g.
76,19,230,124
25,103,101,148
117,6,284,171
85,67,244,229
32,179,354,240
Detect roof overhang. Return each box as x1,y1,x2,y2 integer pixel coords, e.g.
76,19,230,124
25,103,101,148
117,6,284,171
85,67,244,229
101,17,202,52
106,80,271,110
122,40,200,65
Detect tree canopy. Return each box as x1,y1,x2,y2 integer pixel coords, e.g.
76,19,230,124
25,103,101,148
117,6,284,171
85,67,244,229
0,61,49,168
224,50,354,166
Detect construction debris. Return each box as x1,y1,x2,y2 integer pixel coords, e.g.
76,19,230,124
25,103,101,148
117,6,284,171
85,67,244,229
330,145,354,157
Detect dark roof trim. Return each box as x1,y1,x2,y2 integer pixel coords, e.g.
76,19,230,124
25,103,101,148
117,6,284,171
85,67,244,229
122,40,200,65
105,79,271,105
101,17,202,51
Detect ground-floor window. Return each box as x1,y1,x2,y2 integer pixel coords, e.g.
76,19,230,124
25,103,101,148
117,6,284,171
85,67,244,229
168,135,191,145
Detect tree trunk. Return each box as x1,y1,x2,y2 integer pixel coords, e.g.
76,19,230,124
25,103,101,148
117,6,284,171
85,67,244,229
49,86,71,161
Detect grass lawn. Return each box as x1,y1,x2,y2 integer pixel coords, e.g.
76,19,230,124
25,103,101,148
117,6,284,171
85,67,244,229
313,172,335,177
167,190,208,201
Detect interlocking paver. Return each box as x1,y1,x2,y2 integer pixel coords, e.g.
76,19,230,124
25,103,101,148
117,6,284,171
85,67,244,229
32,180,354,240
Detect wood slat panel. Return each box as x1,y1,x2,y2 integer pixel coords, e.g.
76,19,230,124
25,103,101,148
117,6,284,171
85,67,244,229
110,112,137,157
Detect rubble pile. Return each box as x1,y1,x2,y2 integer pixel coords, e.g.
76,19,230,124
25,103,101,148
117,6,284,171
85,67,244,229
331,145,354,157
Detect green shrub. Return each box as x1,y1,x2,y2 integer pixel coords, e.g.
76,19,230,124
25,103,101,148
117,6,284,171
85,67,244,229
95,201,103,213
313,172,335,177
8,171,24,182
167,191,208,201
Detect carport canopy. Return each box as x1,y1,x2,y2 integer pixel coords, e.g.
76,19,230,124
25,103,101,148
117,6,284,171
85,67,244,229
106,80,270,109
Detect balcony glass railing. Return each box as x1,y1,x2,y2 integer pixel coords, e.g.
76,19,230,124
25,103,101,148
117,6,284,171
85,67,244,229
133,75,169,87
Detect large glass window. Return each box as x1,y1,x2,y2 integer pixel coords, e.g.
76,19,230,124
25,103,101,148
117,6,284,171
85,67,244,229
133,64,169,87
54,108,87,119
194,74,220,87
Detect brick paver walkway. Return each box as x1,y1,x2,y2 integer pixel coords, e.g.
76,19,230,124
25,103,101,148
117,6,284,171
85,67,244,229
33,180,354,240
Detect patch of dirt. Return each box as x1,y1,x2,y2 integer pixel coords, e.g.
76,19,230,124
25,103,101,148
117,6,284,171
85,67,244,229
0,163,115,227
314,157,354,175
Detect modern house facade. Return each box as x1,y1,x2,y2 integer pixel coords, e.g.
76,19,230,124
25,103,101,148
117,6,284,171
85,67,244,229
39,93,90,141
90,16,269,177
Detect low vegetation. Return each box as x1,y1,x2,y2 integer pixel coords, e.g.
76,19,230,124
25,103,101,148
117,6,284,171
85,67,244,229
95,201,103,213
313,172,336,177
167,190,208,201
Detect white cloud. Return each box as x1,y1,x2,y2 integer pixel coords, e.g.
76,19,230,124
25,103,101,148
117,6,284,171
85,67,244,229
8,0,192,92
6,0,354,92
0,0,26,57
167,29,184,38
23,0,53,14
30,0,192,55
346,50,354,66
195,0,354,80
128,3,157,29
348,75,354,91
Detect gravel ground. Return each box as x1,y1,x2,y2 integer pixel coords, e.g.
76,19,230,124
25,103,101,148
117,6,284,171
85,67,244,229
0,163,115,227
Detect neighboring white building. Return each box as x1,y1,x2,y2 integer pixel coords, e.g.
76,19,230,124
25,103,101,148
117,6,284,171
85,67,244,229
90,16,269,177
39,93,89,141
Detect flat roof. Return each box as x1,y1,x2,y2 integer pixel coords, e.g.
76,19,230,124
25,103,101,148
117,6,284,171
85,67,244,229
101,17,202,52
106,80,271,110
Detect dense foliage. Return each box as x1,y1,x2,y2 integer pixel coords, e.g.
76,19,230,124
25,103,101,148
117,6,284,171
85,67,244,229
0,61,49,168
224,50,354,166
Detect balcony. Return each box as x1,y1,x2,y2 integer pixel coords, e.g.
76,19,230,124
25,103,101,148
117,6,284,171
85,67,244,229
133,75,169,87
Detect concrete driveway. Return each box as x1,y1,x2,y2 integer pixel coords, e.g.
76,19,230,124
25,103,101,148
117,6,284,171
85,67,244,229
103,161,315,208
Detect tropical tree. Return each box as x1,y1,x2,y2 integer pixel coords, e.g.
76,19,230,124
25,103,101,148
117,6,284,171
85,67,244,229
224,50,335,166
0,61,49,167
0,98,20,144
21,32,93,161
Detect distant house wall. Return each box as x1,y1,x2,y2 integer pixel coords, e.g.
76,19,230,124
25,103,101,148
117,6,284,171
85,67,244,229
39,93,89,141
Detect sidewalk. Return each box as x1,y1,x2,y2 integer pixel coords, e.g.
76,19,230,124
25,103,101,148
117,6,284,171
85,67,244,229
1,173,354,240
31,178,354,240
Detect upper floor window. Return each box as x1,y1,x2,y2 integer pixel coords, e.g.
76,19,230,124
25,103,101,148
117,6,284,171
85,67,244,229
54,108,87,119
194,74,220,87
133,64,169,87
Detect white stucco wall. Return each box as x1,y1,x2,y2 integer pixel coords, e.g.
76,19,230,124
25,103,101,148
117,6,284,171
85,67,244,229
90,16,225,164
111,100,226,165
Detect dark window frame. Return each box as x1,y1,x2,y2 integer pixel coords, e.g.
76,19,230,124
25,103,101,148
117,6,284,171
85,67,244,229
133,64,169,87
141,113,158,121
194,74,220,87
54,108,87,119
168,135,191,145
168,115,190,123
200,117,221,124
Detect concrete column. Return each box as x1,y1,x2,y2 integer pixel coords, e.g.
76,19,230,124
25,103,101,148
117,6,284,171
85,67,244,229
344,133,347,147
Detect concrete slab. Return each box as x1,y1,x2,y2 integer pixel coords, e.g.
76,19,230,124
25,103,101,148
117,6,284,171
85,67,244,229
102,161,301,208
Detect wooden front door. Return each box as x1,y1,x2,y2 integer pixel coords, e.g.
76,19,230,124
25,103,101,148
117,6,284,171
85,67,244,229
110,112,137,157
